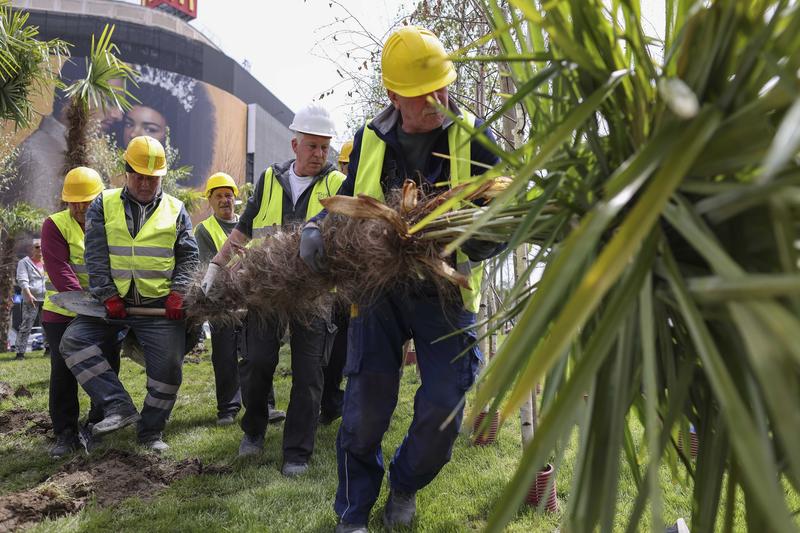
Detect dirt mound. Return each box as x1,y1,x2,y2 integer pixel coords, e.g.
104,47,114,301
0,449,215,532
0,382,13,401
14,385,32,398
0,409,52,436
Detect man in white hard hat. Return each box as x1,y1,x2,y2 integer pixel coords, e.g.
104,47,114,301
201,103,345,476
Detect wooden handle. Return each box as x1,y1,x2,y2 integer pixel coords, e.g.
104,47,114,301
128,307,167,317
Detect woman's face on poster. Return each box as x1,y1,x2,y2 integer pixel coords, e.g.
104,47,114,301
123,105,167,146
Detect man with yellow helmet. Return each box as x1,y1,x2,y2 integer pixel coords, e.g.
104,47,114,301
60,135,199,453
337,140,353,174
299,27,502,532
194,172,285,427
202,102,344,477
40,167,122,458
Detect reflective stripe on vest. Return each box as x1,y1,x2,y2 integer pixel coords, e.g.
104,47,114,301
251,167,346,240
42,209,88,317
102,188,182,298
354,112,484,313
194,215,228,255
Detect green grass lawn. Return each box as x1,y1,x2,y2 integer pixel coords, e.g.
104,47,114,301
0,346,751,532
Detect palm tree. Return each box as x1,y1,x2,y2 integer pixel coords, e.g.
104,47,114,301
62,23,137,173
420,1,800,531
0,1,68,128
0,203,45,351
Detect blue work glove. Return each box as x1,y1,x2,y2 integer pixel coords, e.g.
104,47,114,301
299,223,326,273
461,238,501,262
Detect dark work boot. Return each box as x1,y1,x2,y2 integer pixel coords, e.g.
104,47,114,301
382,489,416,529
335,520,369,533
92,408,140,436
50,429,79,458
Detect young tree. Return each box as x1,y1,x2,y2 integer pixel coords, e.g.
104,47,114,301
448,1,800,532
62,24,137,174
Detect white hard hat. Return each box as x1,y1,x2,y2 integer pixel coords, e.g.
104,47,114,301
289,103,336,137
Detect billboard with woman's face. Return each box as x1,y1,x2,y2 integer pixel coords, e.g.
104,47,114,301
0,58,247,214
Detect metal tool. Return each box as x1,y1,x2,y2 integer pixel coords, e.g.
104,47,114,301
49,291,166,318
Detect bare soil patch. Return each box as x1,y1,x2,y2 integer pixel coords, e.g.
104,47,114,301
0,449,223,532
0,382,13,401
0,409,51,436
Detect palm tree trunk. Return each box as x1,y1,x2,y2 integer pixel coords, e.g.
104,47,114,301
0,233,17,351
64,99,90,174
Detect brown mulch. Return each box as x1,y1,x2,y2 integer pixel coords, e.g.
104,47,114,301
0,449,225,532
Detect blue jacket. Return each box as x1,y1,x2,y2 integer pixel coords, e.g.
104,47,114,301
84,187,199,305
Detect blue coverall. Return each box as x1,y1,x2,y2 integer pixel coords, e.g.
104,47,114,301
321,101,501,525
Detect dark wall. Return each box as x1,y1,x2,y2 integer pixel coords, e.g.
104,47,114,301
26,10,293,127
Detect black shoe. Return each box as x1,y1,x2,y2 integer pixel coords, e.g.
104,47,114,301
140,437,169,453
268,407,286,424
217,414,236,426
14,353,24,360
91,409,141,436
50,430,80,458
383,489,416,529
335,521,369,533
319,409,342,426
281,461,308,477
238,432,264,457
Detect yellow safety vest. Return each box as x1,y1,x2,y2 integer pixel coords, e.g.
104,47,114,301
42,209,88,317
194,215,229,255
354,112,484,313
102,188,182,298
251,166,346,240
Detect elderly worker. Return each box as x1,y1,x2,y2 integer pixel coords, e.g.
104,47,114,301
202,103,345,477
194,172,285,426
15,238,46,360
60,135,199,452
300,27,503,532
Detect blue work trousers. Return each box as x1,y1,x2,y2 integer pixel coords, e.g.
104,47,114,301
60,315,186,442
334,291,481,525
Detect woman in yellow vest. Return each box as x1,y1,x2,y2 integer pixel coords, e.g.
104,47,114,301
41,167,122,458
299,27,504,532
194,172,285,427
201,103,344,477
59,136,199,453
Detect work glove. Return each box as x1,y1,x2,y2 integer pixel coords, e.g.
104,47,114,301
165,291,184,321
460,238,501,262
299,224,326,273
201,262,221,295
104,295,127,319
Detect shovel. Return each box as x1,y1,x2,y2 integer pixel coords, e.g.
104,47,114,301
49,291,166,318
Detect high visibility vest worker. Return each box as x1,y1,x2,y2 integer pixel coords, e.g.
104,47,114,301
194,215,228,254
251,167,346,240
102,188,182,299
354,112,484,313
42,209,89,317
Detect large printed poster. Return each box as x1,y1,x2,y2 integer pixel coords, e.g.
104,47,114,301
0,58,247,218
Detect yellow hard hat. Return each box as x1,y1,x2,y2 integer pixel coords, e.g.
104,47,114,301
205,172,239,197
381,26,456,97
338,140,354,163
62,167,104,203
124,135,167,177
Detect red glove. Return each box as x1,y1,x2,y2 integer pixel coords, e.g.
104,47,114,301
104,295,127,319
165,291,184,320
